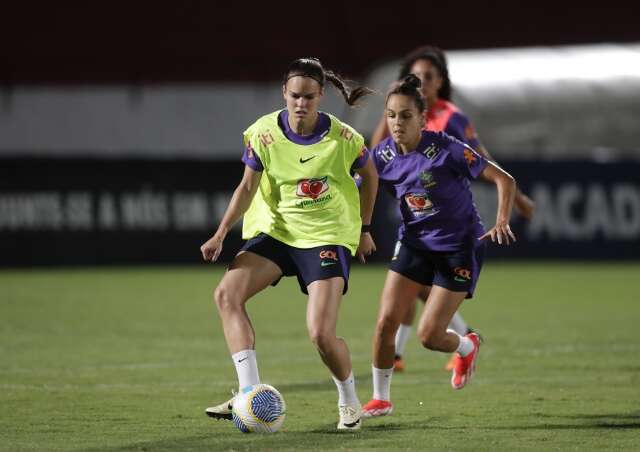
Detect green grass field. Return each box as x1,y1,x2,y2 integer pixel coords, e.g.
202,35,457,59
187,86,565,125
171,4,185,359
1,263,639,451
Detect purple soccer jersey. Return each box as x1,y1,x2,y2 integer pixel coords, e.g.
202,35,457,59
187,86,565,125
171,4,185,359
425,99,481,149
444,112,480,150
372,130,488,252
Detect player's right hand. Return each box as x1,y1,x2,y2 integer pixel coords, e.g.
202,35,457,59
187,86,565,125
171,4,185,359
356,232,377,263
479,220,516,245
200,234,224,262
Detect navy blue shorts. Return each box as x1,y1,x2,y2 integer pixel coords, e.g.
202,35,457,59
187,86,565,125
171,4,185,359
389,240,485,299
239,233,352,295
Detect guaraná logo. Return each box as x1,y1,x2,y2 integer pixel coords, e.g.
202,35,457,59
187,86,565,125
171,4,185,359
405,193,434,216
296,177,329,200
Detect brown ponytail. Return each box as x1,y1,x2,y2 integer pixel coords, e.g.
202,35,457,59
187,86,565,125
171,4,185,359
284,58,375,107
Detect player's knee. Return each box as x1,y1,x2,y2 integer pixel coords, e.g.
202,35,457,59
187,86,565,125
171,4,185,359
375,315,398,341
308,327,333,351
214,285,241,312
417,325,445,351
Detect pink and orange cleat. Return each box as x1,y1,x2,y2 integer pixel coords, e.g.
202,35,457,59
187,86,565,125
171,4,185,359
451,332,481,390
361,399,393,418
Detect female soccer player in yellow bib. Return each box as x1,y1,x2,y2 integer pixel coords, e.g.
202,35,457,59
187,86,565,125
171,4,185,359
200,58,378,430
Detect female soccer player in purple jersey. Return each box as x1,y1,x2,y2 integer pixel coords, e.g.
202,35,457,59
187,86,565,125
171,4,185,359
200,58,378,430
371,45,534,372
361,75,516,417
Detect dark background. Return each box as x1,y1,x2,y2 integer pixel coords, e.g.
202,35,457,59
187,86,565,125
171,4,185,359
2,2,639,266
2,1,638,83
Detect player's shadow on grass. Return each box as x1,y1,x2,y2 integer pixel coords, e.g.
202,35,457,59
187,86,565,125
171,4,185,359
84,423,428,452
309,419,430,434
491,412,640,431
84,420,434,451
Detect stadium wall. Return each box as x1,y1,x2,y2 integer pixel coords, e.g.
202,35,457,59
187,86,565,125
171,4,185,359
1,158,638,266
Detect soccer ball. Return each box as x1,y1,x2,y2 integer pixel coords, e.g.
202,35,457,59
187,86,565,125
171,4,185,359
232,384,286,433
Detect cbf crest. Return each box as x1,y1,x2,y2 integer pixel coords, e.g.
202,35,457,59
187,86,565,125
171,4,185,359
419,171,437,188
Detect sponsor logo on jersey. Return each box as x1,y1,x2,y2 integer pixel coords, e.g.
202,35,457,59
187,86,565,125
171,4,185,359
340,127,353,141
380,145,396,163
295,177,332,207
453,267,472,282
319,249,339,267
422,143,440,160
463,148,478,166
319,250,338,260
405,193,434,216
259,132,275,146
296,177,329,199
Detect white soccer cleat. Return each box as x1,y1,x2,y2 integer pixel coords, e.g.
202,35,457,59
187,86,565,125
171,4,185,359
337,401,363,430
205,394,235,421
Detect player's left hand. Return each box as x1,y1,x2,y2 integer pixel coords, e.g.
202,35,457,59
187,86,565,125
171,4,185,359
479,221,516,245
356,232,376,263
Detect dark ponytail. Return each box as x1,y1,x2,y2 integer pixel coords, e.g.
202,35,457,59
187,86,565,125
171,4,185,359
283,57,375,107
386,74,426,113
398,45,452,101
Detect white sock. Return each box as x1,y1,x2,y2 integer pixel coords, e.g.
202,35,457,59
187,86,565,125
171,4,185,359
453,332,474,357
394,324,412,357
448,312,468,335
332,371,359,406
372,366,393,401
231,349,260,391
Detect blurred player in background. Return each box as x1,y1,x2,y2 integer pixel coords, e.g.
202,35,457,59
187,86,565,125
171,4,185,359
362,75,516,417
370,45,535,372
200,57,378,431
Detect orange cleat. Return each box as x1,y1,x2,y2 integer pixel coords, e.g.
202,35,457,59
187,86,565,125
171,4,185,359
393,355,405,372
362,399,393,418
451,332,481,390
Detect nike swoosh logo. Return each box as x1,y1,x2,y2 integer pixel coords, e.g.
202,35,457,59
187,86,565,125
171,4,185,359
321,261,337,267
238,357,248,363
454,276,468,282
300,155,317,164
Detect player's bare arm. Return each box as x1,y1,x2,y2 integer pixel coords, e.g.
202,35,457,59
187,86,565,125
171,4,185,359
200,166,262,262
478,161,517,245
354,157,378,263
